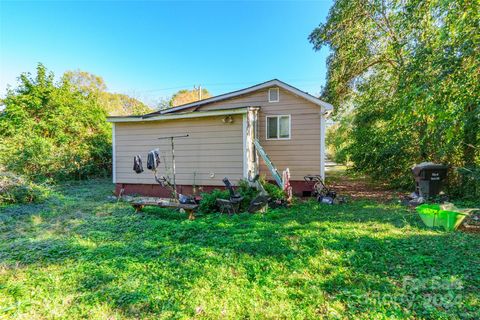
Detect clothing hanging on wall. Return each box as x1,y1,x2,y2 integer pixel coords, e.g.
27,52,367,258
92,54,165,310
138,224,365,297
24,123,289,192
133,155,144,174
147,149,161,170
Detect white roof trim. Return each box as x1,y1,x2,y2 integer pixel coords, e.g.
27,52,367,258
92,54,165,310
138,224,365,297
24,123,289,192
160,79,333,115
107,107,248,123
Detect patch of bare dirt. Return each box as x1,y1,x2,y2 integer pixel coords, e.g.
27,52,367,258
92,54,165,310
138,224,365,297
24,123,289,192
328,177,402,202
324,164,403,202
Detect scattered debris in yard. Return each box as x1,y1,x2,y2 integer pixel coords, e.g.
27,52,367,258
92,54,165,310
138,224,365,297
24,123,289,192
105,195,117,202
216,177,244,214
459,210,480,233
0,170,50,205
404,162,449,206
304,174,346,204
416,203,471,231
247,174,270,213
3,179,479,319
126,196,198,220
395,163,480,232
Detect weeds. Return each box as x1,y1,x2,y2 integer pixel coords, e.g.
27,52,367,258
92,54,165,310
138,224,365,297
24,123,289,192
0,179,479,319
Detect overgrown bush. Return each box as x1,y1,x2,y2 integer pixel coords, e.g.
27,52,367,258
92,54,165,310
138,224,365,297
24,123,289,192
326,118,352,165
0,64,111,181
198,189,230,214
447,167,480,202
0,171,51,205
198,177,288,214
260,178,285,201
237,179,260,209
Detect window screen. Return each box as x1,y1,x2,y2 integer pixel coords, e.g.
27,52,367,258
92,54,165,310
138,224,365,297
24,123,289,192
267,116,278,139
266,115,290,139
279,116,290,138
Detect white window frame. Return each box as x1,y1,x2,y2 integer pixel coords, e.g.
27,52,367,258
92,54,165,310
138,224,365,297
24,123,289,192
268,88,279,102
265,115,291,140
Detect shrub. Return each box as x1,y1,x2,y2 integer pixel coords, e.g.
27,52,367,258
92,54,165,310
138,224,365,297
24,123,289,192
0,64,111,181
0,171,51,205
237,179,259,209
326,119,352,164
260,179,285,201
198,179,261,214
198,189,230,214
198,178,289,214
447,167,480,202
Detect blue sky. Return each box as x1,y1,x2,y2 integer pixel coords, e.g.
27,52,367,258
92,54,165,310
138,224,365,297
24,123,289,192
0,1,332,106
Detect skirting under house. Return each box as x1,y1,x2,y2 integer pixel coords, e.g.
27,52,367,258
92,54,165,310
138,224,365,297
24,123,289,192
115,180,317,198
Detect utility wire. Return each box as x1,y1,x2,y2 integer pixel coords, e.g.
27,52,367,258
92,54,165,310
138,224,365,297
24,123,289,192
136,77,325,93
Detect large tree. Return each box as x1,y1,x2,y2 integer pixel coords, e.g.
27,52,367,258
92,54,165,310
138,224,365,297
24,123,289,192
0,64,112,179
310,0,479,196
63,70,153,116
170,87,211,107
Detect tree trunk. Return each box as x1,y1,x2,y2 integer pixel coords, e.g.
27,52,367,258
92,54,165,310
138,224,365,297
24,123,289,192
462,103,479,196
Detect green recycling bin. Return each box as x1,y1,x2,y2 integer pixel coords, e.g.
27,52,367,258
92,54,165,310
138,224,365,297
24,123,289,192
416,204,441,227
416,204,468,231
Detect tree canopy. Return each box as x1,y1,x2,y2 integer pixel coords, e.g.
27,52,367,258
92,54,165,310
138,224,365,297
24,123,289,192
310,0,479,197
63,70,153,116
0,64,112,180
170,87,211,107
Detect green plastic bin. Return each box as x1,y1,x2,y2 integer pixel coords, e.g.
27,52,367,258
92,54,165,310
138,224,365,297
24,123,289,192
416,204,468,231
416,204,441,227
438,209,468,231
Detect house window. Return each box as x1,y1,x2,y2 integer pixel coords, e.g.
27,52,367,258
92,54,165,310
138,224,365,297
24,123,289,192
266,115,291,140
268,88,279,102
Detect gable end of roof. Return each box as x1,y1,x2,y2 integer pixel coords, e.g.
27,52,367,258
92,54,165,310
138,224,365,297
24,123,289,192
146,79,333,116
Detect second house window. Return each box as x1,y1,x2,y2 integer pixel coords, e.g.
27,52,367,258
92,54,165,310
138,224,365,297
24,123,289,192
266,115,291,140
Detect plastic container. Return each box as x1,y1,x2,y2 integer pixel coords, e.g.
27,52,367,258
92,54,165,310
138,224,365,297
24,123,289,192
411,163,448,199
416,204,441,227
416,204,468,231
438,210,468,231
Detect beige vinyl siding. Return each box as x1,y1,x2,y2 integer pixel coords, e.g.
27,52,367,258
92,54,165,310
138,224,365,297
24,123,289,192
197,88,321,181
259,90,320,180
199,90,267,110
115,115,243,186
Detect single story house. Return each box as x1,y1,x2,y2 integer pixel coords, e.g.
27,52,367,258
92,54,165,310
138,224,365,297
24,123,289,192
107,79,333,197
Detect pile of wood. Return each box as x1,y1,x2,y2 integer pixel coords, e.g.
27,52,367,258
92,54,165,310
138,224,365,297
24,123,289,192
461,211,480,232
123,196,198,220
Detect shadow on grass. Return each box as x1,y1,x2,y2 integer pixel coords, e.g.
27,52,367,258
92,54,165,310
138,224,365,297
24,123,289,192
1,181,479,318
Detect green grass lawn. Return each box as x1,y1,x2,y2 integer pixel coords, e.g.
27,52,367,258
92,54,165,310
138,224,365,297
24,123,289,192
1,180,479,319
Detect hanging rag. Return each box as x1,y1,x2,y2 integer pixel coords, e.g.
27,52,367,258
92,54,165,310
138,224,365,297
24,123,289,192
282,168,293,202
133,155,144,174
147,149,161,170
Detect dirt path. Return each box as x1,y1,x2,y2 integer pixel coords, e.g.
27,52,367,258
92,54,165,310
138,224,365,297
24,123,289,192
325,163,403,202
